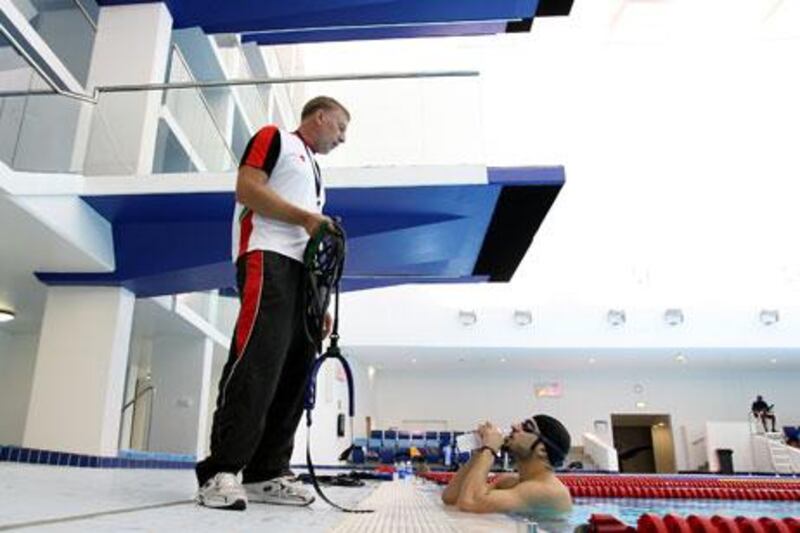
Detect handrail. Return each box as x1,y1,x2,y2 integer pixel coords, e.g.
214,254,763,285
121,384,156,413
95,71,480,94
122,384,156,451
0,56,480,104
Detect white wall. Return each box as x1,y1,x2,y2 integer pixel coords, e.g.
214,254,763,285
706,422,754,472
289,356,375,466
148,335,206,455
0,330,38,445
369,367,800,471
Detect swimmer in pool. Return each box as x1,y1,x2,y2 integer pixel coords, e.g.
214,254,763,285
441,414,572,515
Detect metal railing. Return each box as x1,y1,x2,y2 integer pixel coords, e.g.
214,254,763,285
122,384,156,451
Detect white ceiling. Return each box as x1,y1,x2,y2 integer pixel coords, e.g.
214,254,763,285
344,345,800,372
0,193,108,334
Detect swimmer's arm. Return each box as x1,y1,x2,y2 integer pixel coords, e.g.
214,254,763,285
441,455,481,505
455,448,499,512
458,485,531,513
491,473,520,490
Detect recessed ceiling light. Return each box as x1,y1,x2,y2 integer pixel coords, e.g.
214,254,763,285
675,354,687,364
759,309,780,326
500,357,507,363
664,309,684,326
0,309,15,323
513,310,532,326
770,358,778,364
607,309,626,326
458,310,477,326
636,401,647,409
411,358,417,364
588,357,597,364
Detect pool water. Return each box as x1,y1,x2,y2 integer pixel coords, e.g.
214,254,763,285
566,497,799,529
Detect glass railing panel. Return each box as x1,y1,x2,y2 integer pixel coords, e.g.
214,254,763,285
160,47,237,173
8,0,97,86
2,52,481,176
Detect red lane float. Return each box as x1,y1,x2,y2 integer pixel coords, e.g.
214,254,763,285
687,514,718,532
664,513,693,533
418,472,800,501
591,514,800,533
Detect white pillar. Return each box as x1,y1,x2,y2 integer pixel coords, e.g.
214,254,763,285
194,292,219,458
24,286,135,456
0,331,38,445
78,3,173,175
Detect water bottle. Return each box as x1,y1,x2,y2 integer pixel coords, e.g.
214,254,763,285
456,432,481,452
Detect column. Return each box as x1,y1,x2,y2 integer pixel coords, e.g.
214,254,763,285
24,286,135,455
76,3,173,175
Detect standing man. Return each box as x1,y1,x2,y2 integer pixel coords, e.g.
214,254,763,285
751,394,777,433
196,96,350,510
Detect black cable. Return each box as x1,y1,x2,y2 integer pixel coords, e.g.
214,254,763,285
302,220,373,514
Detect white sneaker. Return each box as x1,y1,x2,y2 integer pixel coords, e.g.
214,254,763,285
197,473,247,510
244,476,315,507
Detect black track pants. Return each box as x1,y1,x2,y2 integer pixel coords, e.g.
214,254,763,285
196,251,315,486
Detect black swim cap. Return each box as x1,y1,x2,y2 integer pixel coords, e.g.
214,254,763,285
532,414,571,467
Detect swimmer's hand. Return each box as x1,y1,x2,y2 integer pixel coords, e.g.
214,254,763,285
477,422,504,453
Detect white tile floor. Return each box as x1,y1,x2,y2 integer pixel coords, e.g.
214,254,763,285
0,464,522,532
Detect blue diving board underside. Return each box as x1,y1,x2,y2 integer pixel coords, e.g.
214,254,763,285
36,166,564,297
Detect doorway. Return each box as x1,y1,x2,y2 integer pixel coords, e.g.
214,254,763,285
611,414,676,473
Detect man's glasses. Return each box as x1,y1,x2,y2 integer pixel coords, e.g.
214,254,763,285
521,418,541,436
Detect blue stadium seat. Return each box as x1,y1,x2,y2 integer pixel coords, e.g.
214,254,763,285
368,430,383,452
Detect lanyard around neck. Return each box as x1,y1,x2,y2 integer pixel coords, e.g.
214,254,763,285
293,131,322,204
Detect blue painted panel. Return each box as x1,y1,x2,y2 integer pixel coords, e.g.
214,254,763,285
37,169,559,297
242,22,508,46
488,166,565,186
95,1,538,34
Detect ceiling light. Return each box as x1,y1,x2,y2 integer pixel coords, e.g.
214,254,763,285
0,309,15,323
675,354,687,364
607,309,626,326
367,366,377,379
500,357,507,363
458,310,477,326
770,358,778,364
513,310,532,326
411,358,417,364
759,309,779,326
588,357,597,364
636,401,647,409
664,308,684,326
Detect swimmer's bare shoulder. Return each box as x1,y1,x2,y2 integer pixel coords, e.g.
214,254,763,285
516,477,572,513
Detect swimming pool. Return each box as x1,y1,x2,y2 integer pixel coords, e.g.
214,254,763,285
562,497,800,530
